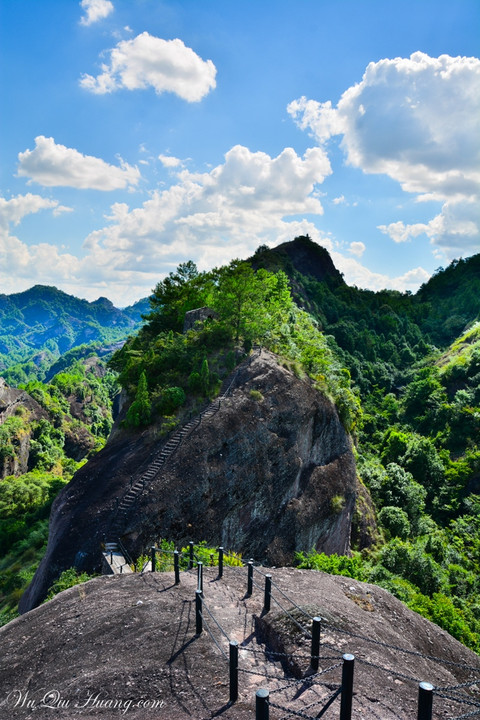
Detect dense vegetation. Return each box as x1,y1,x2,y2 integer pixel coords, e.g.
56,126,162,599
253,239,480,652
0,356,118,625
1,237,479,654
0,284,148,384
109,258,361,434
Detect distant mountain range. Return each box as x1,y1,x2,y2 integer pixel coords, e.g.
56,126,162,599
1,240,479,385
0,285,150,384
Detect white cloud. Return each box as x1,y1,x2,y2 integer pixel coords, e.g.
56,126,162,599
17,136,141,190
0,193,71,231
348,241,365,257
0,194,79,297
2,145,332,306
80,0,113,26
77,144,331,297
159,154,182,168
80,32,217,102
378,199,480,259
289,53,480,257
332,195,346,205
332,252,430,293
377,220,427,244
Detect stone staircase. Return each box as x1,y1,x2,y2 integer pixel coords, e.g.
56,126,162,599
105,349,259,552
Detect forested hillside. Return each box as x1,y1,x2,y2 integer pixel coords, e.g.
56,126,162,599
0,285,148,385
252,237,480,650
0,355,117,624
1,236,479,652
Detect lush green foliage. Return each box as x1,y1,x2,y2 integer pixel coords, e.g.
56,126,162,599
0,356,118,625
3,240,480,653
0,285,148,383
137,539,243,572
44,568,96,601
111,258,362,433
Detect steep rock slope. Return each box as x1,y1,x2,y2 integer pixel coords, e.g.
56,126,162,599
20,350,365,612
5,569,480,719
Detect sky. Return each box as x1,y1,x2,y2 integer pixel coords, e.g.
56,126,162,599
0,0,479,307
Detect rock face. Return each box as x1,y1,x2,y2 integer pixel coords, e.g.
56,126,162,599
20,349,368,612
0,379,48,478
5,569,480,720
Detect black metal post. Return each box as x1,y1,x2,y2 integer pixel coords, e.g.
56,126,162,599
417,682,434,720
310,616,321,672
255,689,269,720
247,560,253,596
174,550,180,585
195,589,203,635
218,546,224,578
339,654,355,720
264,574,272,613
189,540,194,569
229,640,238,703
151,546,156,572
197,561,203,594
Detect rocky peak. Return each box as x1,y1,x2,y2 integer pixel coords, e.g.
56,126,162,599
20,349,372,612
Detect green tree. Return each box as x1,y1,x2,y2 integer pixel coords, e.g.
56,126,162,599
145,261,212,333
378,506,411,540
125,371,151,427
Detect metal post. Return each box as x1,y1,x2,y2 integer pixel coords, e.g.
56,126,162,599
189,540,194,569
218,546,224,578
229,640,238,703
197,561,203,594
264,575,272,613
247,560,253,596
256,688,269,720
174,550,180,585
151,546,156,573
195,589,203,635
310,616,321,672
339,654,355,720
417,682,434,720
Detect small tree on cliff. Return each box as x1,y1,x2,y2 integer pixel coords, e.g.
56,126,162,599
125,371,151,427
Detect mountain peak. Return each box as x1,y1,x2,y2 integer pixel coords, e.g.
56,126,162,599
275,235,343,283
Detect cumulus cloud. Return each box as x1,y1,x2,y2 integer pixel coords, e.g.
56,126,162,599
2,144,332,306
0,193,71,231
0,194,79,297
288,52,480,257
378,199,480,258
159,154,182,168
80,0,113,26
17,136,140,190
332,252,430,293
80,32,217,101
348,241,365,257
78,144,331,299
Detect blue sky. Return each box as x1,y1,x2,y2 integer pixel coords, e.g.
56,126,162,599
1,0,479,306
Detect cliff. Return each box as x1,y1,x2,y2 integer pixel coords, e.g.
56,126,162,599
20,349,371,612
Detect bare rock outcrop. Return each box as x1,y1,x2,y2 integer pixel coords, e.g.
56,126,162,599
4,569,480,719
20,349,371,612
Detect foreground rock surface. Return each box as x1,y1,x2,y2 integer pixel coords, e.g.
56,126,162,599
21,349,371,611
3,568,480,719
